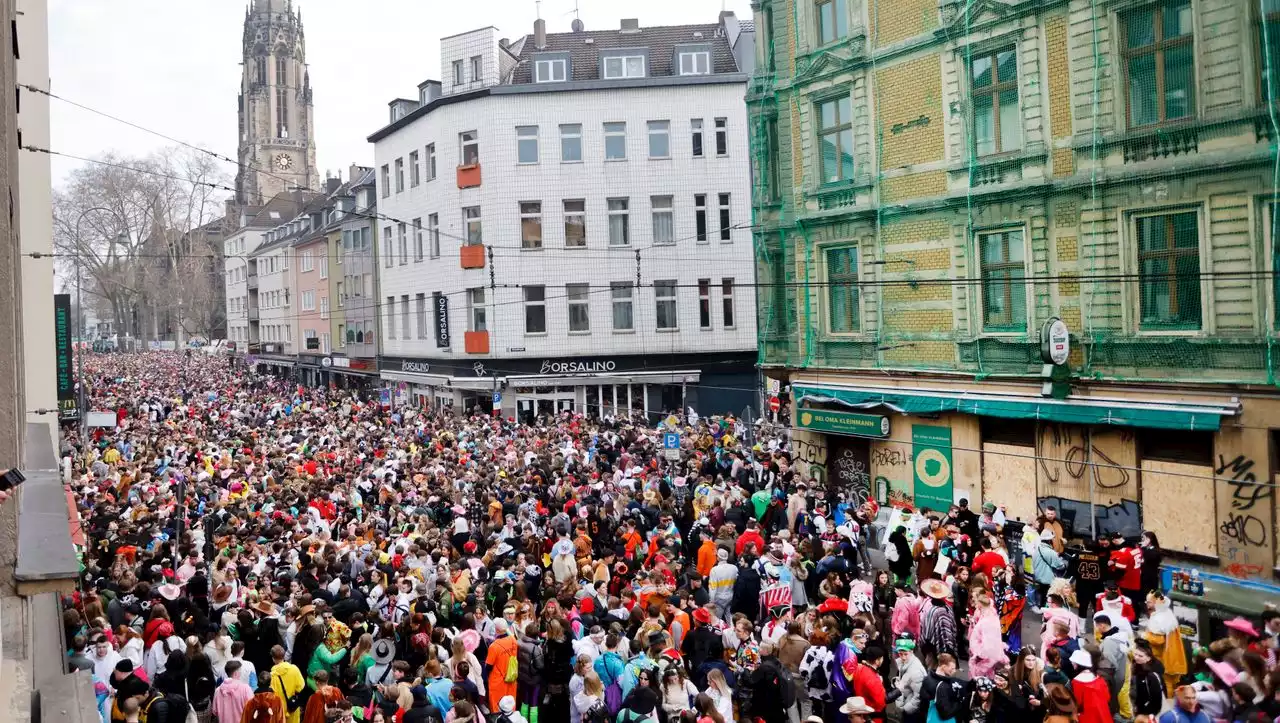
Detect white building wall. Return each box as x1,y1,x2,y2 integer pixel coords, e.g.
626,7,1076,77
223,227,265,344
374,82,756,363
253,246,295,354
441,28,499,96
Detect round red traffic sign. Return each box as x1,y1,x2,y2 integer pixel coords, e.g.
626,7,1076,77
768,396,781,412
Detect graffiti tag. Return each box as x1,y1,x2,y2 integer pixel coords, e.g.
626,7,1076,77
1214,454,1272,512
872,447,910,467
1223,562,1266,579
1219,512,1267,548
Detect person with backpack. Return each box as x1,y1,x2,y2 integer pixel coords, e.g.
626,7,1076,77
270,644,306,723
744,641,794,723
136,685,192,723
484,619,520,713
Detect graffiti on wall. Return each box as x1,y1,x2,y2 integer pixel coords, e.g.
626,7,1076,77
794,435,828,485
1038,495,1142,539
872,447,911,468
1036,424,1134,491
830,439,872,507
1214,452,1273,579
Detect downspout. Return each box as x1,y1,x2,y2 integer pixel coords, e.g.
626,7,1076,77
797,218,815,369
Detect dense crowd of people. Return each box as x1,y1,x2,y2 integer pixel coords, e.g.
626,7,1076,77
63,352,1280,723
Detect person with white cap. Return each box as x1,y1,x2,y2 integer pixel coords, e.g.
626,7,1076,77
1067,647,1114,723
1029,527,1067,614
495,694,530,723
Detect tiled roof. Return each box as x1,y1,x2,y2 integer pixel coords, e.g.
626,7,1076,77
510,22,740,84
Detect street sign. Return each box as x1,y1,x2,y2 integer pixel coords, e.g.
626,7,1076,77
663,432,680,449
493,391,502,405
768,396,781,413
766,378,781,395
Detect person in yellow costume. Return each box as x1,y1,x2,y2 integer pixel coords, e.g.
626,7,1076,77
1143,590,1187,696
269,644,306,723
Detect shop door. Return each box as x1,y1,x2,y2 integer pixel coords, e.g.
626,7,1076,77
828,435,872,508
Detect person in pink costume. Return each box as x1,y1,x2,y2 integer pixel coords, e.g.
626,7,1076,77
966,587,1007,680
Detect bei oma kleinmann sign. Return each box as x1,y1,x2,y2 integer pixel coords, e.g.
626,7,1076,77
796,408,890,438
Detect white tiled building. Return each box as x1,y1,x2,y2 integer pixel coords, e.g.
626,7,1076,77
370,14,759,419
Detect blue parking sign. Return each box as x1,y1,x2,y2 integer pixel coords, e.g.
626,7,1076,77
493,391,502,405
663,432,680,449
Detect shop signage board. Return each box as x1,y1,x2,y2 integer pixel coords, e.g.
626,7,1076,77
795,408,890,438
912,424,954,514
433,293,450,348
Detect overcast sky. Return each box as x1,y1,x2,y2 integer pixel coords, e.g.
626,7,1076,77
47,0,753,189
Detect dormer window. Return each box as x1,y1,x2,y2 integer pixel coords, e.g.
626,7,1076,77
678,51,710,76
535,58,567,83
604,55,646,79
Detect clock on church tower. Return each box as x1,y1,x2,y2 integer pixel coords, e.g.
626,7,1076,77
273,153,294,171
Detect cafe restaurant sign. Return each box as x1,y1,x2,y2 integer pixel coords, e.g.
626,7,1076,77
796,408,891,438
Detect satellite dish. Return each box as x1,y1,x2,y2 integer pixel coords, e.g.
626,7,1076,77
571,18,584,32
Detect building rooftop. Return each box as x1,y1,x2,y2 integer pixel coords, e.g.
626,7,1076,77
510,21,741,84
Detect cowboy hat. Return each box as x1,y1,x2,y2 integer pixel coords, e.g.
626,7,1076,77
1206,659,1240,686
296,604,316,618
1223,617,1260,638
920,578,951,600
371,638,396,665
211,583,233,604
157,583,182,601
840,698,875,714
250,600,278,617
692,607,712,625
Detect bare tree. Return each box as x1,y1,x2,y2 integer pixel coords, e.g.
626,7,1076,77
53,147,231,343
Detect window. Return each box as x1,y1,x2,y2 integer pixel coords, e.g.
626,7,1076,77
678,51,711,76
319,254,328,279
646,120,670,158
520,202,543,250
1122,0,1195,128
453,59,464,85
563,200,586,248
971,48,1021,156
337,281,344,307
816,0,849,46
692,119,705,157
818,96,854,183
765,118,781,200
394,157,404,192
535,58,566,82
425,143,437,180
718,193,732,240
604,55,646,78
1137,210,1201,328
695,194,708,242
604,122,627,160
978,229,1027,330
413,218,423,261
320,296,329,319
524,286,547,333
826,246,860,332
1260,1,1280,103
464,206,482,245
655,281,678,330
651,196,674,245
698,279,712,329
416,293,427,338
567,284,590,332
470,55,483,82
409,150,420,187
362,227,371,252
397,222,408,265
301,250,314,272
1137,428,1213,466
517,125,539,164
611,283,634,331
460,131,479,166
714,118,728,156
469,288,487,331
302,290,315,311
722,278,736,328
401,296,410,339
428,214,440,257
380,164,390,198
560,124,583,162
608,198,630,246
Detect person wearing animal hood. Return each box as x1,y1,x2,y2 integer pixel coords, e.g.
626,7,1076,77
1142,590,1187,696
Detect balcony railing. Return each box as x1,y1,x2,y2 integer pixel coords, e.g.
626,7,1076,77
246,273,258,290
457,163,481,189
464,330,490,354
460,244,485,269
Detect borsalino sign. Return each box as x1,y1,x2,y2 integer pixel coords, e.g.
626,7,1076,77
401,361,432,374
538,359,617,374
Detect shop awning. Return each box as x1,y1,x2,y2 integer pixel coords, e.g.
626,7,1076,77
792,383,1239,431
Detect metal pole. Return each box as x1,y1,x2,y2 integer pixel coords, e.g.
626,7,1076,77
1085,425,1096,540
77,252,86,439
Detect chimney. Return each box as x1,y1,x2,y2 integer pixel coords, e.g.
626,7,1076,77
499,37,509,49
348,163,362,182
620,18,640,34
534,18,547,49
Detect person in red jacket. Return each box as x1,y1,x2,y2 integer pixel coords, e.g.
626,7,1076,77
971,536,1006,582
1107,532,1145,617
735,518,766,558
850,646,888,713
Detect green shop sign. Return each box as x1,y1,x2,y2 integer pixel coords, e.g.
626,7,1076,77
796,408,891,438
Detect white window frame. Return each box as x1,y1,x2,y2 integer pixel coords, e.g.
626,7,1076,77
678,51,711,76
398,222,408,265
425,144,437,180
535,58,567,83
564,199,586,248
722,278,736,328
383,227,393,267
524,285,547,334
413,218,424,262
464,206,482,245
611,282,634,332
714,117,729,156
460,131,479,166
416,293,427,339
520,201,543,250
651,195,674,245
401,295,410,340
607,198,630,246
319,254,328,279
452,59,464,85
301,290,315,311
655,280,678,330
604,122,627,160
469,287,487,332
428,213,440,257
516,125,539,164
647,120,670,159
560,124,583,163
695,194,708,243
301,250,314,272
409,150,420,187
320,296,329,320
604,55,646,79
394,157,404,193
698,278,712,329
470,55,483,82
380,164,390,198
567,283,590,333
719,193,733,241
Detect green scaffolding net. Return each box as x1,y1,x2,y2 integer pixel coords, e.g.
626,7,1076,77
749,0,1280,386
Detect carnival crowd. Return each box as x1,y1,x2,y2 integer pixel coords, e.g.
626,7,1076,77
62,352,1280,723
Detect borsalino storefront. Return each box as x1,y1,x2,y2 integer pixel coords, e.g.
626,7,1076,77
378,351,757,422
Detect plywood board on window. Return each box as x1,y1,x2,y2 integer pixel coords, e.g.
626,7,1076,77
982,443,1038,524
1141,459,1216,558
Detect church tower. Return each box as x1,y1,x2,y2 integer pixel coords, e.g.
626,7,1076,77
236,0,319,206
